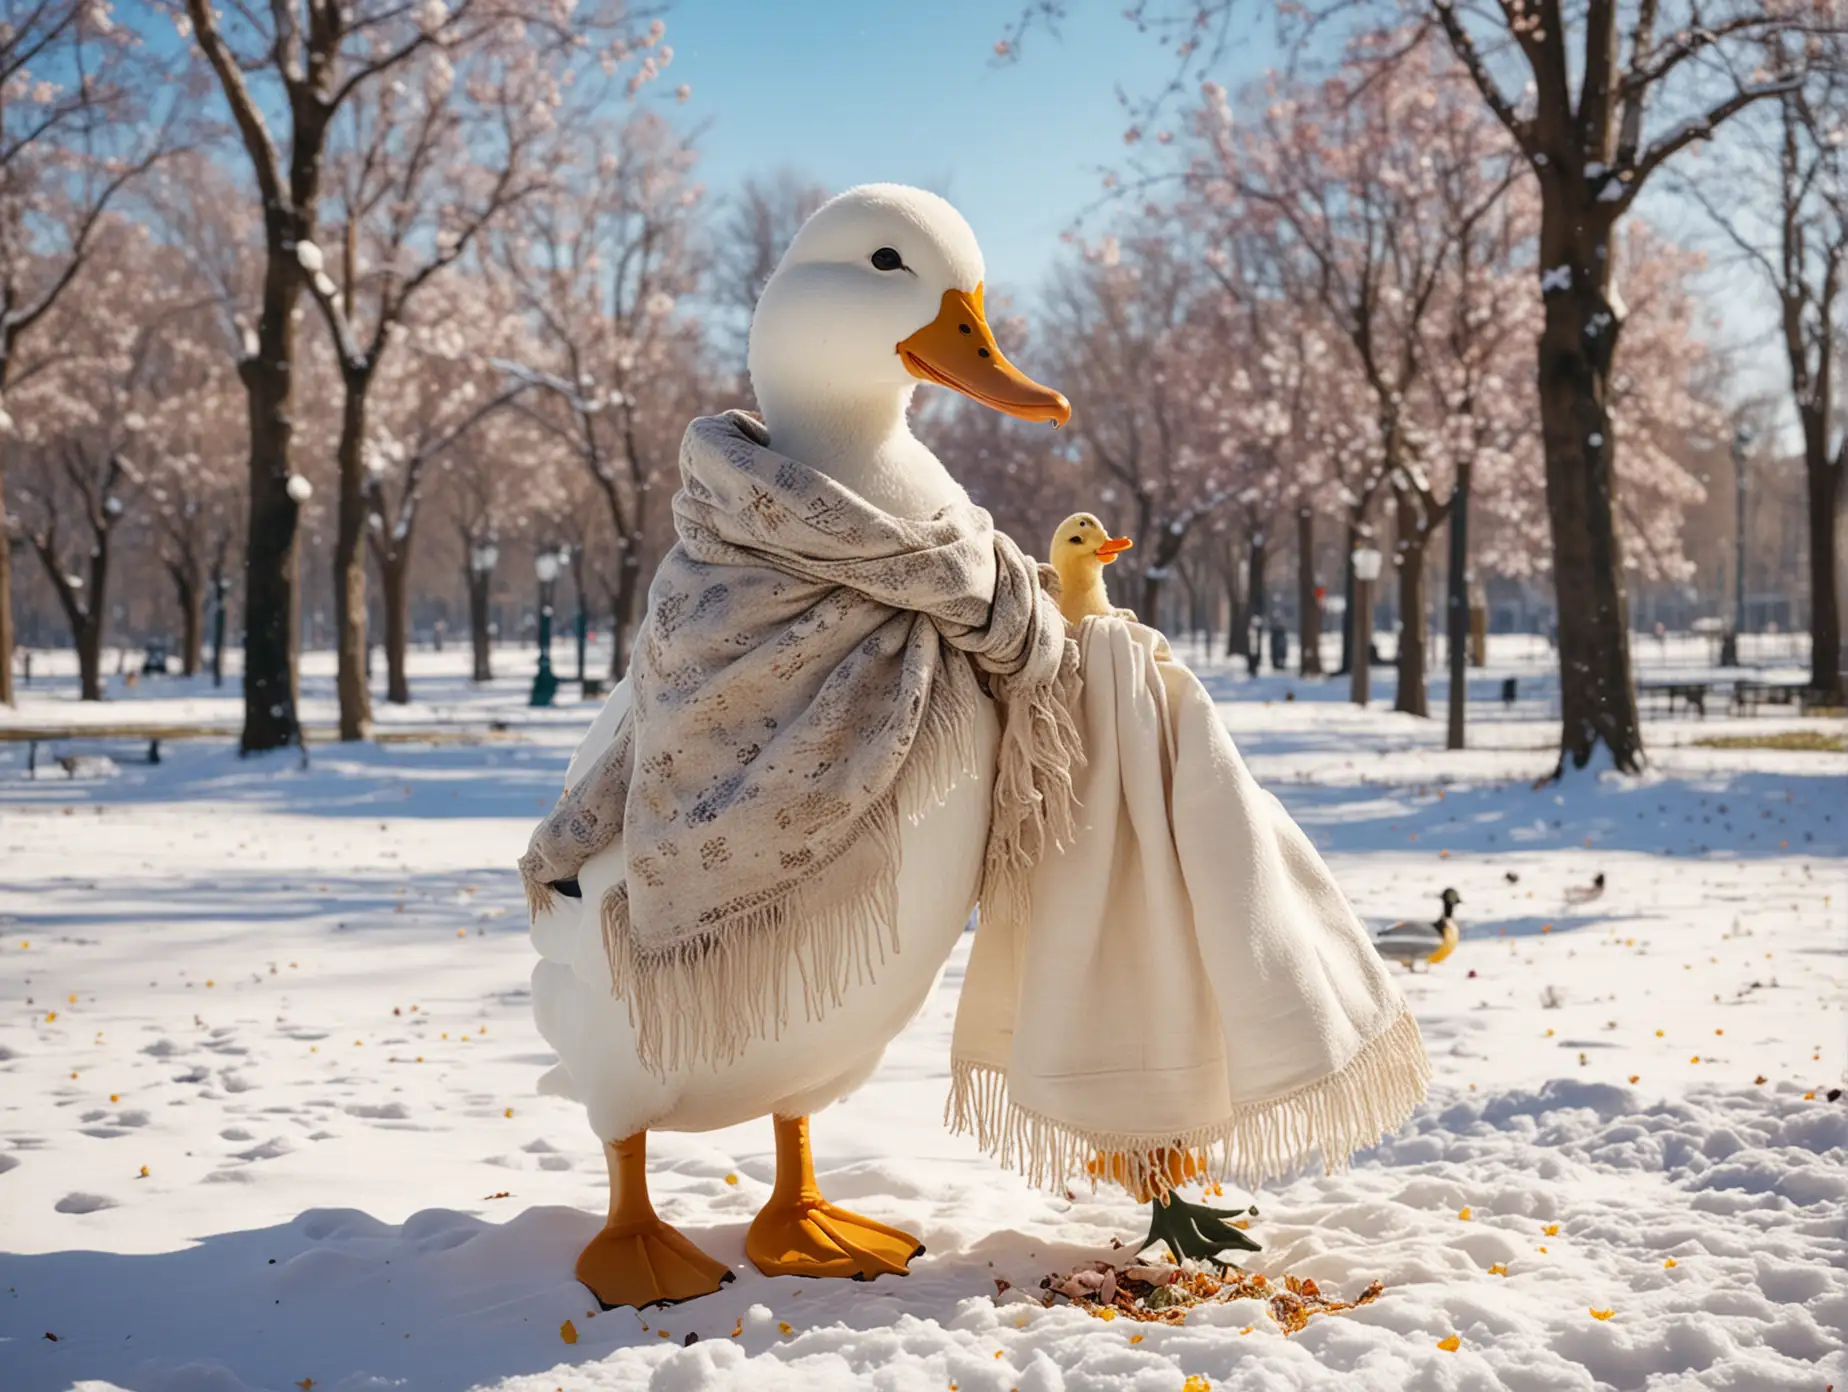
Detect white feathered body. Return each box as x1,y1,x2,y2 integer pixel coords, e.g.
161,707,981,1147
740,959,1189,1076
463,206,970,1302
531,677,999,1140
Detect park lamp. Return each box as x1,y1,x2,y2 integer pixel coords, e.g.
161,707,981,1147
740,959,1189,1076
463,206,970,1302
470,541,499,575
1352,546,1383,583
534,551,561,585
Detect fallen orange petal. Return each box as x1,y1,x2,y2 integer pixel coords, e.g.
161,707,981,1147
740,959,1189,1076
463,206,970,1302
1590,1308,1614,1321
559,1320,578,1344
1437,1334,1461,1351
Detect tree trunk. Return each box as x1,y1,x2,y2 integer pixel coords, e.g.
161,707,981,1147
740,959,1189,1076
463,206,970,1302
0,469,12,705
211,567,229,688
608,546,644,680
1393,488,1429,717
333,376,371,740
382,553,411,704
468,568,493,682
1138,570,1166,626
176,568,204,677
74,616,103,702
1446,459,1471,750
1538,195,1643,772
1224,550,1245,660
1296,506,1322,676
1800,417,1842,701
239,327,304,755
1245,534,1268,676
1338,515,1360,676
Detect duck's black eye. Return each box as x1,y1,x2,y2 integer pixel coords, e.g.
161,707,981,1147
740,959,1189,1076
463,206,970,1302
870,247,904,272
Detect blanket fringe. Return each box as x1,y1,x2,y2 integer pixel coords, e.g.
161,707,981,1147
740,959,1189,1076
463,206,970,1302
603,672,986,1077
944,1008,1432,1196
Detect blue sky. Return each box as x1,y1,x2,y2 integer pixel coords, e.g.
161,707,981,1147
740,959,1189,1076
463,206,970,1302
662,0,1281,302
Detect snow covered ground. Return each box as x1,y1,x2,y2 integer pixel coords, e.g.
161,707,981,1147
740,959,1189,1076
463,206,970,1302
1,645,1843,1391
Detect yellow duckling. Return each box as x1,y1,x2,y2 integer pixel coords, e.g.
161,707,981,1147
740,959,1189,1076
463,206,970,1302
1048,513,1134,625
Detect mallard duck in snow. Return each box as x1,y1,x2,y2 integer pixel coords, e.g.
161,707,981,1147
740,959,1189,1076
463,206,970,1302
1372,889,1462,971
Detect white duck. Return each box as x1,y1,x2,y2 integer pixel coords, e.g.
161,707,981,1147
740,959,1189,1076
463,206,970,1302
529,184,1071,1310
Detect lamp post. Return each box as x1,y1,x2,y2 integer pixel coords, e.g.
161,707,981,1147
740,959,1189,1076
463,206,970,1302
530,549,560,708
1350,545,1382,707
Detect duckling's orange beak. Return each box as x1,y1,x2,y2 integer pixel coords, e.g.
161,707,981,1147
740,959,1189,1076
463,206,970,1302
1094,536,1134,564
897,284,1072,428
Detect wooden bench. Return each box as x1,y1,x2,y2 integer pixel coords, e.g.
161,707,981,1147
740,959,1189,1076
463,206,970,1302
0,721,533,773
1731,680,1814,716
1638,681,1710,718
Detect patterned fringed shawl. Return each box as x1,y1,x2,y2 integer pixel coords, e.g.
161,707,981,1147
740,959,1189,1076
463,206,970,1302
519,411,1082,1076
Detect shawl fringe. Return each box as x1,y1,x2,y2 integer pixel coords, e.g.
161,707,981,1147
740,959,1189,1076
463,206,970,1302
944,1008,1431,1196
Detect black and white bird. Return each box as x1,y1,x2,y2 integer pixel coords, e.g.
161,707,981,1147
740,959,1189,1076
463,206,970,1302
1372,889,1462,971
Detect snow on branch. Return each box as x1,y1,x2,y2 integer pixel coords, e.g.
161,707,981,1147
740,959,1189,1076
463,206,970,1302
489,357,604,416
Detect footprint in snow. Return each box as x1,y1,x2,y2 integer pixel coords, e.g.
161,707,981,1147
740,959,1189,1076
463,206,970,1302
231,1137,294,1162
55,1192,117,1213
343,1101,412,1120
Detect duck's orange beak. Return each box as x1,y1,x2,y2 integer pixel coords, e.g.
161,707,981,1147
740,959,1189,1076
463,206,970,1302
897,284,1072,428
1095,536,1134,565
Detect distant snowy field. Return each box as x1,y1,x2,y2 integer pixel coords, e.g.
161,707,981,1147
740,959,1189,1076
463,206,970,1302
2,643,1843,1392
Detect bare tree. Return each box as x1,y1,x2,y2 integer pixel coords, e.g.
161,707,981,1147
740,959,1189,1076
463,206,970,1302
1044,234,1236,619
1203,40,1519,715
305,19,632,739
0,1,182,702
1682,36,1846,701
362,297,531,705
174,0,650,751
493,113,708,677
1002,0,1833,768
1425,0,1825,769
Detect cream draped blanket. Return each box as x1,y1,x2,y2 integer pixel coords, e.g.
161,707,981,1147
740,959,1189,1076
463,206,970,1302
949,617,1430,1196
519,411,1082,1076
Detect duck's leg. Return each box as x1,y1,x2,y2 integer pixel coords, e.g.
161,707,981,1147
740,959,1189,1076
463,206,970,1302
745,1115,923,1281
575,1131,734,1310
